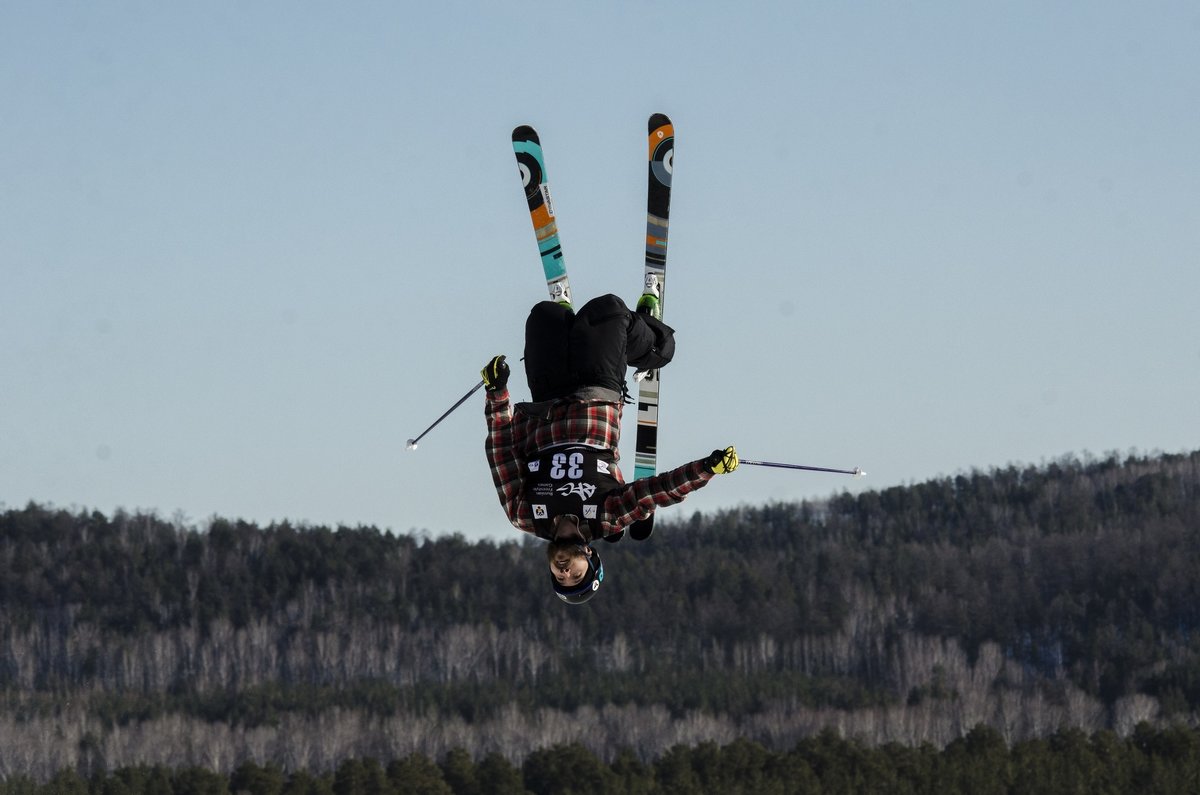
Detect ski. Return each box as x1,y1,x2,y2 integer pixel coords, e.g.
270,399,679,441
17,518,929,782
629,113,674,541
512,125,571,306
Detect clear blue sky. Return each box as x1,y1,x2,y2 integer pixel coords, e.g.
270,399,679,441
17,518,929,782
3,2,1198,542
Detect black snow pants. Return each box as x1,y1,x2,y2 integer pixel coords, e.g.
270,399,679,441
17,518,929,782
523,294,675,402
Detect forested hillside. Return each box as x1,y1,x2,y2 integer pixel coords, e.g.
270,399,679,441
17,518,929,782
5,725,1200,795
2,450,1199,780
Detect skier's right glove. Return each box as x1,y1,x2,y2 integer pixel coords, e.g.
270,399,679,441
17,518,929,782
481,355,510,392
705,446,739,475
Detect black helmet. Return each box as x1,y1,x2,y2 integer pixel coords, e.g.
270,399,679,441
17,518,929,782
550,545,604,605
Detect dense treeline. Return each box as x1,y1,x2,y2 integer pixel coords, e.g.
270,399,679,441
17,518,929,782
2,450,1200,777
4,725,1200,795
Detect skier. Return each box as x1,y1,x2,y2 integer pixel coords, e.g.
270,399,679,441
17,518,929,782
482,292,739,605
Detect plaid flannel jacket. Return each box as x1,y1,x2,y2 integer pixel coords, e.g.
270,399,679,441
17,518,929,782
485,388,713,539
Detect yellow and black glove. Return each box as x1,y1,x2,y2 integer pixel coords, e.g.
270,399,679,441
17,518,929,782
481,355,510,392
705,446,739,474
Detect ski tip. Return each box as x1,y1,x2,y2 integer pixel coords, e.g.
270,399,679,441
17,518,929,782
512,125,539,142
629,516,654,541
648,112,672,130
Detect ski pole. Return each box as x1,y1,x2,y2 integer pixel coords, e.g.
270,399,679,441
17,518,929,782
740,459,866,477
405,380,485,450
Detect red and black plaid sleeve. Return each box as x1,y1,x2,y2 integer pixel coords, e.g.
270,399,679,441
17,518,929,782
484,388,536,534
598,458,714,535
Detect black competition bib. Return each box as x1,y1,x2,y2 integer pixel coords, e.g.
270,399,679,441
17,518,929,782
524,445,621,536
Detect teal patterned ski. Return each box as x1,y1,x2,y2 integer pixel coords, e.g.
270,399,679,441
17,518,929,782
512,126,571,306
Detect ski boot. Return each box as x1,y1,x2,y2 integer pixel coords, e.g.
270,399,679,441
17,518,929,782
636,273,662,319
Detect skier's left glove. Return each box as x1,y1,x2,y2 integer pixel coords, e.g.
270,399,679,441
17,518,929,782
705,446,739,474
481,355,510,392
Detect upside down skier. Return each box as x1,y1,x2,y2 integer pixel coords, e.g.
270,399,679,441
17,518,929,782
482,291,739,605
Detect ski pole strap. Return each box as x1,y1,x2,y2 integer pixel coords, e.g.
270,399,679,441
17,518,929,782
739,460,865,477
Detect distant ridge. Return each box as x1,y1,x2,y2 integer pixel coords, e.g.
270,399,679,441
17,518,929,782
2,449,1198,775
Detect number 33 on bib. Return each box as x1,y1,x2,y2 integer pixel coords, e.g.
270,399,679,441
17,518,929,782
525,446,621,532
